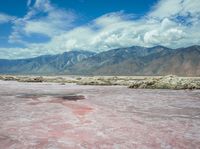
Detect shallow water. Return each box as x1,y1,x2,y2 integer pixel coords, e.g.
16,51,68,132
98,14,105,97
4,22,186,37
0,80,200,149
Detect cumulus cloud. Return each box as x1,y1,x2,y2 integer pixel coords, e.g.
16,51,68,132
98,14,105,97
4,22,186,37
149,0,200,19
32,12,189,53
23,0,199,56
1,0,200,59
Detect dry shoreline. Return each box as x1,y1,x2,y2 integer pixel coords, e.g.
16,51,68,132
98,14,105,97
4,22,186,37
0,75,200,89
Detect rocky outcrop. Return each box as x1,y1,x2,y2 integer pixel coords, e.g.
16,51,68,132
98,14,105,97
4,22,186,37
18,76,44,82
129,75,200,89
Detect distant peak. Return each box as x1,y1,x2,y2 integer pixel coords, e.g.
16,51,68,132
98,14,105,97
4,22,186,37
152,45,168,49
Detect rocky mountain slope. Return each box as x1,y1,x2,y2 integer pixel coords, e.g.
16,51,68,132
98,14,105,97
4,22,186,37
69,45,200,76
0,51,95,75
0,45,199,76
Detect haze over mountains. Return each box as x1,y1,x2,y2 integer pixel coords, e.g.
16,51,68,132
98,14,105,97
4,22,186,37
0,45,199,76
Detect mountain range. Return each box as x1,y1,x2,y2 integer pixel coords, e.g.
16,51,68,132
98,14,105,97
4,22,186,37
0,45,199,76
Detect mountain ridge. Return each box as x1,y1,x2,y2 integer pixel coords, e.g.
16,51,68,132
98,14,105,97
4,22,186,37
0,45,199,76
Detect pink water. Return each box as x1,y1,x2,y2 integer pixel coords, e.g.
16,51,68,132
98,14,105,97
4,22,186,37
0,81,200,149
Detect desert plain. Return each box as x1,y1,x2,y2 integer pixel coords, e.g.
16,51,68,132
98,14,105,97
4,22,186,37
0,76,200,148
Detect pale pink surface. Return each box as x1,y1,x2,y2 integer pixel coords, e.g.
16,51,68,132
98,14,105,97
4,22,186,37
0,80,200,149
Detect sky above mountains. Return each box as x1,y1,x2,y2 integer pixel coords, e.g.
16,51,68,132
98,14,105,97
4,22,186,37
0,0,200,59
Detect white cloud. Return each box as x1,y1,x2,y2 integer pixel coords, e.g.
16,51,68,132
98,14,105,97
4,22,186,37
0,13,15,24
9,0,77,43
149,0,183,19
0,47,38,59
35,11,189,53
1,0,200,59
149,0,200,18
24,9,75,37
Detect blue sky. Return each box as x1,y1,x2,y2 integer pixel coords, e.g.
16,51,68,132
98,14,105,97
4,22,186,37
0,0,200,59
